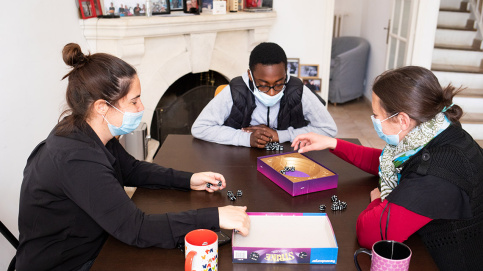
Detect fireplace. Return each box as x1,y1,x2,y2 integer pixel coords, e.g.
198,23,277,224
151,70,229,144
80,12,277,143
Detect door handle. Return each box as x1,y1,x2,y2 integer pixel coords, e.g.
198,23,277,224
384,19,391,44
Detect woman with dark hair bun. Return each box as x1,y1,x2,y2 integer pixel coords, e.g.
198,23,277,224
16,43,250,271
292,66,483,270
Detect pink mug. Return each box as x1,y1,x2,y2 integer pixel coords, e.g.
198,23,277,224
185,229,218,271
354,240,412,271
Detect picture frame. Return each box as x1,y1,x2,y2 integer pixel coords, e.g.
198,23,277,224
170,0,184,11
152,0,171,15
79,0,98,19
183,0,201,14
287,58,300,77
102,1,148,16
302,78,322,92
202,0,213,13
299,64,319,78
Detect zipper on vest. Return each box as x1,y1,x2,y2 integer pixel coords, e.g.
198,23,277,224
267,107,270,128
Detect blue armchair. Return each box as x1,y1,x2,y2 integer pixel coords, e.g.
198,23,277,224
329,36,370,104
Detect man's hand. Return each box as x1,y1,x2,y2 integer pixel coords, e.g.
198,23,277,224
242,125,279,148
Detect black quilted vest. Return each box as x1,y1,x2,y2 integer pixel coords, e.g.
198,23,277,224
223,76,308,129
388,125,483,270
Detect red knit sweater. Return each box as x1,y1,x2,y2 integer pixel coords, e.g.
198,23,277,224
330,139,432,249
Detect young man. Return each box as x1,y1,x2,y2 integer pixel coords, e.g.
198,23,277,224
191,42,337,148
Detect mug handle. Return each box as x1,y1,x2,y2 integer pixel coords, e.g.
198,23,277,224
354,248,372,271
185,250,197,271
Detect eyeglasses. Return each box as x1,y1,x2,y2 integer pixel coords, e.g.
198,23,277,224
252,74,287,93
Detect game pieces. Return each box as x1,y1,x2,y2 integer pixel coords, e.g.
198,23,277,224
318,195,347,212
207,180,223,188
227,190,236,201
280,166,295,175
329,195,347,211
227,189,243,201
265,142,283,151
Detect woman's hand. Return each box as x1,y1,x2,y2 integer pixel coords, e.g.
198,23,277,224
370,187,381,202
291,132,337,153
190,172,226,192
218,206,250,236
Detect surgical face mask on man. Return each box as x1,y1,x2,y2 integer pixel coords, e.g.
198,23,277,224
248,70,289,107
102,100,144,136
371,112,402,146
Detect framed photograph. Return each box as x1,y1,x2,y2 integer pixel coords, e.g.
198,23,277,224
153,0,171,15
102,1,147,16
287,58,300,77
302,78,322,92
79,0,98,19
202,0,213,12
183,0,201,13
170,0,184,11
299,64,319,78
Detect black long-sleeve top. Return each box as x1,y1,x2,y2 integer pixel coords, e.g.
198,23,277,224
16,123,219,271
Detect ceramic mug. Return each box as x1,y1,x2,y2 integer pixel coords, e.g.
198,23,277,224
185,229,218,271
354,240,412,271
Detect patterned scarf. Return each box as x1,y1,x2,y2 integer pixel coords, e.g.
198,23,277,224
379,113,450,200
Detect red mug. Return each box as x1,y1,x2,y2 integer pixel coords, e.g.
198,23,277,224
185,229,218,271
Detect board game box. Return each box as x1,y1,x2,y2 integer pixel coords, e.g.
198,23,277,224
257,152,338,196
232,212,338,264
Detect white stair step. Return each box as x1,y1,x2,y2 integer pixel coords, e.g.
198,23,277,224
432,48,483,67
440,0,465,10
433,71,483,89
438,11,471,28
435,29,476,46
453,96,483,113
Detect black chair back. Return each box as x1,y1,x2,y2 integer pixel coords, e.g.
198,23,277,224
0,220,18,271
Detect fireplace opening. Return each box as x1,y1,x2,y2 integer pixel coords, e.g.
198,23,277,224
151,70,230,145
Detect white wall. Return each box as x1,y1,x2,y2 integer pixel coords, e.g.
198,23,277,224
334,0,363,36
0,0,335,268
269,0,334,104
360,0,392,99
0,1,89,268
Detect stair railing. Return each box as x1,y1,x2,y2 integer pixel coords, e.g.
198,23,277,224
469,0,483,45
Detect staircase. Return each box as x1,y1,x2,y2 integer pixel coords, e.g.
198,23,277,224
432,0,483,140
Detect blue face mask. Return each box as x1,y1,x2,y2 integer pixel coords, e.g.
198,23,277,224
249,70,287,107
371,112,402,146
103,101,144,136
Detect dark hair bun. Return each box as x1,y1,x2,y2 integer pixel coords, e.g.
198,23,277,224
62,43,87,68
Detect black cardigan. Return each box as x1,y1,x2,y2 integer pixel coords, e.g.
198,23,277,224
16,123,219,271
387,124,483,271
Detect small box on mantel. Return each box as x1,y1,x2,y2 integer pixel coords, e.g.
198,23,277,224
257,152,338,196
232,212,338,264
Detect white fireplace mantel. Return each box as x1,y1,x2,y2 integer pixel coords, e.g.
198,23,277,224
80,12,277,132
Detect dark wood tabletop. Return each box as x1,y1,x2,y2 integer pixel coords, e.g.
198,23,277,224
91,135,438,271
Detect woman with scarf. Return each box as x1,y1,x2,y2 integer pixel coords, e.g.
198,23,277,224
292,66,483,271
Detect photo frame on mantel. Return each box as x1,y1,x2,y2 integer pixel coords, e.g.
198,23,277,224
170,0,184,11
183,0,201,14
152,0,171,15
79,0,99,19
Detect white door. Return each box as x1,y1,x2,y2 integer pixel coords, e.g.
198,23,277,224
385,0,419,69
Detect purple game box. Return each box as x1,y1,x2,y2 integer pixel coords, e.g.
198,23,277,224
257,152,338,196
232,212,338,264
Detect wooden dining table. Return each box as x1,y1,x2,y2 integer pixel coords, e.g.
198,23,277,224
91,135,438,270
